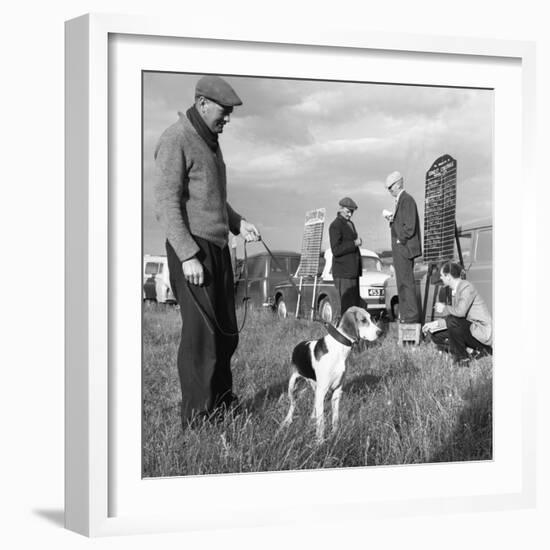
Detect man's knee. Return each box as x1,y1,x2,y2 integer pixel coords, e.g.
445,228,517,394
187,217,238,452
445,315,462,329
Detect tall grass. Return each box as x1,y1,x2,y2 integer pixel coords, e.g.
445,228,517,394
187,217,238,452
142,302,492,477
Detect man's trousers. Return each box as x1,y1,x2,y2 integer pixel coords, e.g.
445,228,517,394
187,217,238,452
430,315,493,360
166,237,238,426
392,247,420,323
334,277,361,317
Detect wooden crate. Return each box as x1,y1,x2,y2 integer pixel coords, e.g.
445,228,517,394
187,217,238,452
398,323,421,345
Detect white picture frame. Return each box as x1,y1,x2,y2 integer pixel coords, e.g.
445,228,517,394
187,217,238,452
65,13,537,537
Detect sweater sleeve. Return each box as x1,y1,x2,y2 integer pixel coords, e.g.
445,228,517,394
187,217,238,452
329,221,357,257
154,130,199,262
226,202,242,236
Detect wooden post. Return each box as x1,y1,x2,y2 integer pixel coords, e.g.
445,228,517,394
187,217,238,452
295,277,303,319
422,263,435,324
310,275,318,321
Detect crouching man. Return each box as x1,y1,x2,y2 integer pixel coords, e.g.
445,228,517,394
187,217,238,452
423,261,493,366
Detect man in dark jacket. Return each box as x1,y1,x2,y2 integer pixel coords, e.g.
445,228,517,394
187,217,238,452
329,197,363,317
384,171,422,323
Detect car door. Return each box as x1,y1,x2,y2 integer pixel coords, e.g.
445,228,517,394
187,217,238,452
268,255,294,299
245,256,268,307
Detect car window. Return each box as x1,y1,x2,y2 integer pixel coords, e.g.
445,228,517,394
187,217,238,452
456,232,472,263
144,262,160,275
247,257,267,278
361,257,381,272
289,257,300,275
270,256,287,273
476,229,493,262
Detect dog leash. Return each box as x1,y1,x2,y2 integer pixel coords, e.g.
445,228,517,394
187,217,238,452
185,241,250,337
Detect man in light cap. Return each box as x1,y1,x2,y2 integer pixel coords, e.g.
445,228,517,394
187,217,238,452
154,75,260,428
384,171,422,323
329,197,363,317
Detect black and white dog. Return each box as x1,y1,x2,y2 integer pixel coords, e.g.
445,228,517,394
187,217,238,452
282,306,382,442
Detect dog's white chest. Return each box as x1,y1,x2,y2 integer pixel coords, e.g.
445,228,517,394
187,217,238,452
313,343,349,389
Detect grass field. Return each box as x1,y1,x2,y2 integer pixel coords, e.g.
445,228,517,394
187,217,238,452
143,302,492,477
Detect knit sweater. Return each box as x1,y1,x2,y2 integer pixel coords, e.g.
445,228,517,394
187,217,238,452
154,112,242,261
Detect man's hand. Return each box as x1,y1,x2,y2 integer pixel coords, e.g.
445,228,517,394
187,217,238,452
434,302,445,314
422,321,438,334
382,209,394,223
354,237,362,247
240,220,261,243
182,257,204,286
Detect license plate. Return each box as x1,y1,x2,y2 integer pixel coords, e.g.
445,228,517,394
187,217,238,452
368,288,383,297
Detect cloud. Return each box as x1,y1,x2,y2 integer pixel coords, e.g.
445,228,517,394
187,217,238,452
142,72,493,254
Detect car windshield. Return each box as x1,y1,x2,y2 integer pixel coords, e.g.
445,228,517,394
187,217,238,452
361,257,381,273
145,262,161,275
271,257,287,273
247,257,268,278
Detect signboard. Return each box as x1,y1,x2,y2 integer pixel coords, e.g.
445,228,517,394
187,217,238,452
298,208,326,277
423,154,457,262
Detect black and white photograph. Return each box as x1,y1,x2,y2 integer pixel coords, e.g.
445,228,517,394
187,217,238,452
142,72,493,477
4,0,547,546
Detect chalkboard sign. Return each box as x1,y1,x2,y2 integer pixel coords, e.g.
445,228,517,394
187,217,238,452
298,208,326,276
423,154,457,262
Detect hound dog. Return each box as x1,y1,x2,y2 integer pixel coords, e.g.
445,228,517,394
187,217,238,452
282,306,382,442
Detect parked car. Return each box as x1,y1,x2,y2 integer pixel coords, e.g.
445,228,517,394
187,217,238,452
142,255,176,304
273,248,390,323
234,250,301,309
384,218,493,321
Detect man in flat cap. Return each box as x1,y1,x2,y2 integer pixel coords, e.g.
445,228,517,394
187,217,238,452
329,197,363,317
154,75,260,428
384,171,422,323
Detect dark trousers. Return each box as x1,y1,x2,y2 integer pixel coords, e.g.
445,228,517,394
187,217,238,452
166,238,238,426
430,315,493,360
392,248,419,323
334,277,360,317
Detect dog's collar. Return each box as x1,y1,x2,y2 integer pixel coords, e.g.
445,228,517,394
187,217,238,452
326,323,354,347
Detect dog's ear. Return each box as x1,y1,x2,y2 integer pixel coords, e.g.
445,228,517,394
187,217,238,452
340,308,360,341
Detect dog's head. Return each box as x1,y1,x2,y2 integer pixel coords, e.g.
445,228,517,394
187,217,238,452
339,306,382,342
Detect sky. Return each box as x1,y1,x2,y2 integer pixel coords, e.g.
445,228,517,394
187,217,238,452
143,73,493,258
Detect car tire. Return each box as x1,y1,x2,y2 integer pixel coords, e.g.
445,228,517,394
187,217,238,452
276,297,288,319
318,297,334,324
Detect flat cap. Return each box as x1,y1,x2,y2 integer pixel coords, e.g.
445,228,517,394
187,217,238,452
385,171,404,189
339,197,358,210
195,75,243,107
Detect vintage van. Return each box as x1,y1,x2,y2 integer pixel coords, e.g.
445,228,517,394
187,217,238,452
142,255,176,304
